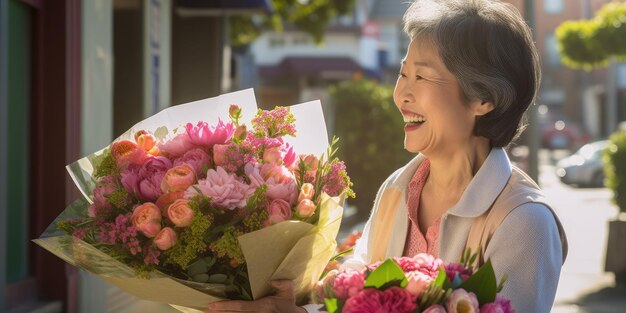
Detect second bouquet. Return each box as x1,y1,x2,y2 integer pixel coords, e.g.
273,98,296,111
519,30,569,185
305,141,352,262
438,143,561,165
34,89,354,311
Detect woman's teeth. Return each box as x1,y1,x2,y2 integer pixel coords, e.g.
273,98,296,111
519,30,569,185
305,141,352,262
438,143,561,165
403,115,426,123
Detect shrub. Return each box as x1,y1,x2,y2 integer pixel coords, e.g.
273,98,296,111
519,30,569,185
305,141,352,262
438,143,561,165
329,79,413,220
603,130,626,213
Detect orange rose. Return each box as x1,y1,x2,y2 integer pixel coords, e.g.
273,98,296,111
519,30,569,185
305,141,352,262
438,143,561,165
161,164,196,193
134,130,156,151
154,227,177,250
111,140,147,168
131,203,162,238
167,199,195,227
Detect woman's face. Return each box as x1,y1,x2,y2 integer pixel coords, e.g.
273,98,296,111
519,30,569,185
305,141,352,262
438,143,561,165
393,39,491,155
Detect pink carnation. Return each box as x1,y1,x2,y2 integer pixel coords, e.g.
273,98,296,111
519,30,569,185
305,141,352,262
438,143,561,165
479,295,515,313
343,287,417,313
185,166,251,209
185,119,234,148
412,253,444,278
174,148,212,178
332,269,365,300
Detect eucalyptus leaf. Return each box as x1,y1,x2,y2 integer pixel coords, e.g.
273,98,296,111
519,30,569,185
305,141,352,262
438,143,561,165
187,260,208,276
154,126,168,141
208,274,228,284
192,273,209,283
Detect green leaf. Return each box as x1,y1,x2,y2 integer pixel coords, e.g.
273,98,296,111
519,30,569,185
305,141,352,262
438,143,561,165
364,259,408,289
459,259,497,304
324,298,339,313
154,126,168,141
433,267,451,290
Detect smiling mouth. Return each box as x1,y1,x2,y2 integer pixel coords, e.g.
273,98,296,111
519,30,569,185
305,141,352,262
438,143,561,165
403,114,426,126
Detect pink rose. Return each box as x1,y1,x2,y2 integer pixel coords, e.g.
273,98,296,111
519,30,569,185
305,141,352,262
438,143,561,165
131,203,162,238
167,199,195,227
332,269,365,300
479,295,515,313
295,199,316,218
185,119,234,148
447,289,480,313
157,133,196,159
212,144,230,167
343,287,416,313
263,146,282,164
134,130,156,151
298,183,315,202
405,270,433,297
264,199,292,226
154,227,177,250
260,164,293,184
423,305,447,313
137,156,172,202
174,148,212,177
161,164,196,193
111,140,147,168
93,176,118,210
185,166,251,209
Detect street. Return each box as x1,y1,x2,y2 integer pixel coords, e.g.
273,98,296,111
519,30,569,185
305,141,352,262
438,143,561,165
541,150,626,313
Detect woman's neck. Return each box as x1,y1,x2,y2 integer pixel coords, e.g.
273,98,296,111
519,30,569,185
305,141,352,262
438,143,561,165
422,137,492,201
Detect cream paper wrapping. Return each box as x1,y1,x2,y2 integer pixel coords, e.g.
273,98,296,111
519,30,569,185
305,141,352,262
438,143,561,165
33,88,344,311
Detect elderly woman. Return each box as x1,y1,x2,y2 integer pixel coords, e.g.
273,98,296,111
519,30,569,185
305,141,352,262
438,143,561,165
207,0,567,312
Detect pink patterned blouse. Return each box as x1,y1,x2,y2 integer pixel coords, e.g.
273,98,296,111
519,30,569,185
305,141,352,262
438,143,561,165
402,158,441,258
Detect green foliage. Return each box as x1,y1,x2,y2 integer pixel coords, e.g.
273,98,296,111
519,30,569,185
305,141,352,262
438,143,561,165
229,0,356,46
209,226,246,266
92,149,117,178
329,79,412,217
459,260,497,305
164,213,213,268
556,2,626,70
364,259,408,289
603,130,626,213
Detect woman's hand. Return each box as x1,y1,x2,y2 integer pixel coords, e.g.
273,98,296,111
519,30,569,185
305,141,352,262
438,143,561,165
205,280,307,313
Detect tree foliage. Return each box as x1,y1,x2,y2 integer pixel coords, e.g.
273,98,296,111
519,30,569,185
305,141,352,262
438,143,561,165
230,0,356,47
603,130,626,213
329,79,413,219
556,2,626,70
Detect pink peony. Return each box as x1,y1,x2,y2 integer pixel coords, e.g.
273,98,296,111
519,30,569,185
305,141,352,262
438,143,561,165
479,295,515,313
343,287,417,313
161,164,196,193
264,199,292,226
447,289,480,313
332,269,365,301
185,119,234,148
174,148,212,177
131,203,162,238
154,227,177,250
137,156,172,202
167,199,195,227
405,270,434,297
412,253,444,277
185,166,251,209
423,305,447,313
295,199,316,218
445,262,473,283
120,165,141,196
157,133,196,159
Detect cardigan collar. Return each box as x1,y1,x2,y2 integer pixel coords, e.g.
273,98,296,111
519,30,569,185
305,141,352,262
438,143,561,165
388,147,512,218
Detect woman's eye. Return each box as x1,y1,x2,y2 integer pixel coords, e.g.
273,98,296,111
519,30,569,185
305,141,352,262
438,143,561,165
398,72,407,78
415,75,423,80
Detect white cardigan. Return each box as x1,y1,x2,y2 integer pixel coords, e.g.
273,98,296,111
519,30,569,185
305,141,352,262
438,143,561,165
304,148,565,313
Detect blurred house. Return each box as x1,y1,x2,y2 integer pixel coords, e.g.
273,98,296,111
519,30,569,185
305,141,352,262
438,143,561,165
1,0,270,312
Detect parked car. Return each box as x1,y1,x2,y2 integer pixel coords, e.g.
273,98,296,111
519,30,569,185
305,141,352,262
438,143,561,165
556,140,608,187
541,118,590,150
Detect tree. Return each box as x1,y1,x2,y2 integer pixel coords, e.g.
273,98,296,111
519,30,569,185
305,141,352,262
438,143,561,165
230,0,356,47
556,2,626,70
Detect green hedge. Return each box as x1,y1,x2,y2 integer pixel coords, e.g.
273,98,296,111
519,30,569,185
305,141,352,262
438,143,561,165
603,130,626,213
329,79,413,219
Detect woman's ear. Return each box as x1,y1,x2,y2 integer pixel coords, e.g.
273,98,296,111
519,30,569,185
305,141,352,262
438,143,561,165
473,100,495,117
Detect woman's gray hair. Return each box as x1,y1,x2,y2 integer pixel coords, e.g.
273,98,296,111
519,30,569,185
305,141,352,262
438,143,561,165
403,0,540,147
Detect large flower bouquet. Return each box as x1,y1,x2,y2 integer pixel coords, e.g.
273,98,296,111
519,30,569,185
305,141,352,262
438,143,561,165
316,250,513,313
34,89,353,310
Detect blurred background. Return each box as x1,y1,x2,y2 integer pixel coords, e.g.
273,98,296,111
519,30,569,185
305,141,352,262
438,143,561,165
1,0,626,312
